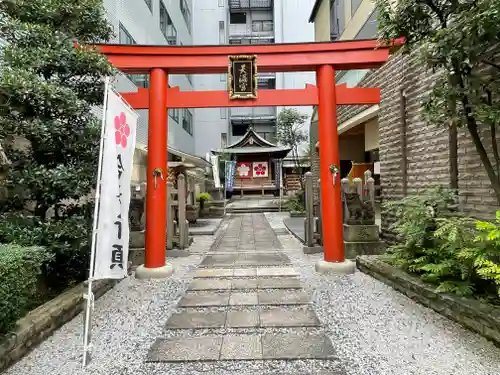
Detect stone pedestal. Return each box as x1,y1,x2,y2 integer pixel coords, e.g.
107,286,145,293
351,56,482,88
343,224,385,259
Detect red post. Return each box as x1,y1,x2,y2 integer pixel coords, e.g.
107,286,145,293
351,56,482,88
317,65,344,263
145,68,168,268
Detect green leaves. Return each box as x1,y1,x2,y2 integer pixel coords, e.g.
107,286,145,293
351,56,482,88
376,0,500,203
0,0,113,293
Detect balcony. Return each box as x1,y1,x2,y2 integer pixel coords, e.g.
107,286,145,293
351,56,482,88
229,36,275,45
229,0,273,11
229,22,274,39
229,106,277,120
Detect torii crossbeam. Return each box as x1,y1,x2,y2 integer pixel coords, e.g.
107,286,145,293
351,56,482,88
96,39,402,277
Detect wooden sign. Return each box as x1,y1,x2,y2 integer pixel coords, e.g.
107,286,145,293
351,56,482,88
228,55,257,99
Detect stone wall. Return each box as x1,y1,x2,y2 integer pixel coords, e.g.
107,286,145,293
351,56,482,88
309,49,500,241
357,255,500,346
0,278,119,372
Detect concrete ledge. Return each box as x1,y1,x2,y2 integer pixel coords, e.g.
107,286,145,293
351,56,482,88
357,255,500,346
283,217,305,244
0,278,119,372
135,263,174,279
303,245,323,254
315,259,356,275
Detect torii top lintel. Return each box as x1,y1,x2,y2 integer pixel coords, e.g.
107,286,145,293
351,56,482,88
95,38,403,75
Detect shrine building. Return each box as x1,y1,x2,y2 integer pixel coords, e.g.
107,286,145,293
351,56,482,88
211,126,290,196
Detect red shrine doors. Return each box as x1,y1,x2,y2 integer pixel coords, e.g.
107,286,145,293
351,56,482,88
96,39,400,274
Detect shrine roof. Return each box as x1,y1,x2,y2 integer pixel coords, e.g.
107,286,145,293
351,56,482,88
211,126,291,158
227,126,278,149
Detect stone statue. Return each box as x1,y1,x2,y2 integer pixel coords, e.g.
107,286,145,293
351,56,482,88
345,191,375,225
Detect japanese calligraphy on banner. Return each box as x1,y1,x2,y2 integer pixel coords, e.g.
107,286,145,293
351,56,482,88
228,55,257,100
274,159,282,188
93,89,137,280
225,160,236,192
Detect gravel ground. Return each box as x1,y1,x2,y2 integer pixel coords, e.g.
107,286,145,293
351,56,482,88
265,212,500,375
7,212,500,375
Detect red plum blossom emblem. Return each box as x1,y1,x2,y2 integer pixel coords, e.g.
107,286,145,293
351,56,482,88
254,163,267,176
114,112,131,148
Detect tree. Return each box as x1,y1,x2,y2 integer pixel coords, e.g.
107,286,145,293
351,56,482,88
376,0,500,204
276,108,309,190
0,0,114,288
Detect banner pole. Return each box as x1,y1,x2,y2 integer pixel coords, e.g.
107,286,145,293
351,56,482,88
82,77,110,367
223,160,227,216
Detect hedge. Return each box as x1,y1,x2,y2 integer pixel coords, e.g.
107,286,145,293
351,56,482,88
0,244,53,335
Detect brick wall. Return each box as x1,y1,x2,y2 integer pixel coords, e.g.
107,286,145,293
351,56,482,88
309,49,500,242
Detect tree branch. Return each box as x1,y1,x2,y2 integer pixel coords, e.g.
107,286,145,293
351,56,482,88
482,60,500,71
423,0,447,28
486,90,500,183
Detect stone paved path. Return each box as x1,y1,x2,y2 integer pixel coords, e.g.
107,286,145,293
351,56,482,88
146,213,337,362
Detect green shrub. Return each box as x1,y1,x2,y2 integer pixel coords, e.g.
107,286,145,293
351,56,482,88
196,192,212,202
384,187,500,302
286,190,305,212
0,212,92,291
0,244,53,334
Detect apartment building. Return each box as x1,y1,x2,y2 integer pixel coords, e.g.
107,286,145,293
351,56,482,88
309,0,499,240
104,0,195,155
192,0,316,157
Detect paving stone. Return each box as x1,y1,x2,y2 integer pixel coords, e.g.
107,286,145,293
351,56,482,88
229,291,258,305
233,268,257,277
261,333,336,360
165,311,226,329
258,290,310,305
194,268,233,278
226,310,259,328
231,278,258,289
147,336,223,362
238,253,290,266
178,292,230,307
200,254,238,266
220,335,262,360
188,279,232,291
259,307,320,327
257,277,302,289
256,267,299,277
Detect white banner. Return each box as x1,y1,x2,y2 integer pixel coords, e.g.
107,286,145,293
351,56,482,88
93,89,137,280
211,155,221,188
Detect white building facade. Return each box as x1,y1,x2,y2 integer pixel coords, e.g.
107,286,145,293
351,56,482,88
103,0,195,154
192,0,316,157
104,0,315,158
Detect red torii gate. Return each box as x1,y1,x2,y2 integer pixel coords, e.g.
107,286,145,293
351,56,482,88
96,39,400,277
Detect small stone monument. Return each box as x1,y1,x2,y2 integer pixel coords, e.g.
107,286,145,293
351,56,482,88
342,173,384,258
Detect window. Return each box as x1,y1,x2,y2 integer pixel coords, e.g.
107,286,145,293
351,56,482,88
160,2,177,44
186,74,193,85
119,24,147,87
119,23,136,44
143,0,153,12
182,109,193,135
220,108,227,119
218,0,225,6
168,85,179,122
220,73,226,82
252,20,273,32
128,74,149,88
221,133,227,147
257,77,276,89
219,21,225,44
230,12,246,24
180,0,191,32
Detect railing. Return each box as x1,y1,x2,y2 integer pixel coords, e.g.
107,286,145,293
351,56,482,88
229,0,273,10
229,106,277,118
